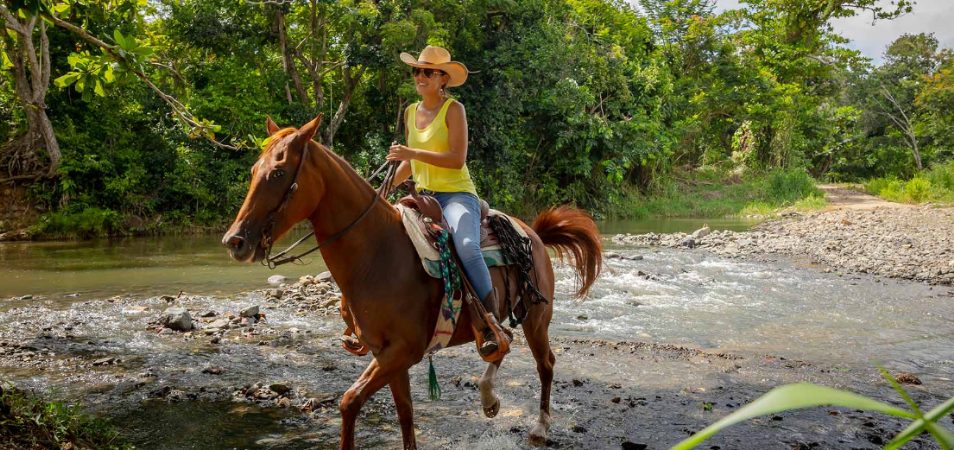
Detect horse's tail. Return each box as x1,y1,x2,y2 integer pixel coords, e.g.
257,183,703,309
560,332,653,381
531,206,603,298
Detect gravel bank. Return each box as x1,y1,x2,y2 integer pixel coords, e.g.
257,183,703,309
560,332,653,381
613,206,954,285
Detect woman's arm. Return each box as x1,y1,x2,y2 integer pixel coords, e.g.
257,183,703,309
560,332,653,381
387,101,468,169
392,161,411,188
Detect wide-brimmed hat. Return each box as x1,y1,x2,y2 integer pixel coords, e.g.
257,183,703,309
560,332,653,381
400,45,469,87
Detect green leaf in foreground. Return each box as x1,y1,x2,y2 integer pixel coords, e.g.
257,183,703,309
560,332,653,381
670,383,917,450
886,396,954,450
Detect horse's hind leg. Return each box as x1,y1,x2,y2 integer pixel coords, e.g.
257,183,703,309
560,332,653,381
522,317,555,447
479,360,502,417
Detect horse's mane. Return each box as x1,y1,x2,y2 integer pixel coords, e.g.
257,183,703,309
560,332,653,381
307,140,377,193
262,128,391,210
260,128,297,155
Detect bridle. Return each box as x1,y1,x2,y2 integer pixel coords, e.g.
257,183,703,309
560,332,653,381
259,139,398,268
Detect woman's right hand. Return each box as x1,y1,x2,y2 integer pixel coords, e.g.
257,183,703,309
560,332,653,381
387,143,418,162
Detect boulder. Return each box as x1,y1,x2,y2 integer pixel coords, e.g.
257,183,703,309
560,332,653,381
240,305,260,318
161,307,193,331
691,225,711,239
267,275,287,286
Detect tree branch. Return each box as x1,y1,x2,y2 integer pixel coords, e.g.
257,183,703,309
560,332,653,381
41,12,241,151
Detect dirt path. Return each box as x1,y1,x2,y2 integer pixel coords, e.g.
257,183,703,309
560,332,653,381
817,183,908,210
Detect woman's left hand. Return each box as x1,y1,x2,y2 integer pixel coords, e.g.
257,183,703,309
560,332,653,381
387,143,417,162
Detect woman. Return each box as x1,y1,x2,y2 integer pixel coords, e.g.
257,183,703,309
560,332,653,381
387,45,502,358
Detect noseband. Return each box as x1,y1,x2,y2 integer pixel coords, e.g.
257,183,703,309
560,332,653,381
259,142,397,268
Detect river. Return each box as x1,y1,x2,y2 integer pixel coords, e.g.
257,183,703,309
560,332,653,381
1,217,952,449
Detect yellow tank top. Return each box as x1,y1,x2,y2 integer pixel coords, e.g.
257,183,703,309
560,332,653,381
406,99,478,195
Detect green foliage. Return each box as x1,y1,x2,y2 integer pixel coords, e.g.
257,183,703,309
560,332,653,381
671,371,954,450
33,207,122,238
633,168,825,219
0,384,133,449
762,168,822,203
866,161,954,204
1,0,952,235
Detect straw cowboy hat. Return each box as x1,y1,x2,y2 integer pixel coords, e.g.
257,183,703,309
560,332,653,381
400,45,469,87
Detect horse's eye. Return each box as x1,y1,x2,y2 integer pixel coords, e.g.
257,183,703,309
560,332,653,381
271,169,285,180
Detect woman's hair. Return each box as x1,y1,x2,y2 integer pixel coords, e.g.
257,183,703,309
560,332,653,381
440,71,451,98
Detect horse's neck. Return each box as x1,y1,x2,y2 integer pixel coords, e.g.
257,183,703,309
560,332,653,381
308,150,402,290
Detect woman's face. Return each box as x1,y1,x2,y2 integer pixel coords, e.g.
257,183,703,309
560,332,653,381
413,68,447,97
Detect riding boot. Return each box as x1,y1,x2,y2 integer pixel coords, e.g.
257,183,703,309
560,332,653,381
478,289,505,358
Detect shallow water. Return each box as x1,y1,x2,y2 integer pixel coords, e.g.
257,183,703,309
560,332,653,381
2,222,954,447
552,246,954,381
0,234,325,301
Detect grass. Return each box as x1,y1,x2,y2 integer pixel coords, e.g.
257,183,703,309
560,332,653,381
0,384,133,449
627,168,826,219
865,160,954,204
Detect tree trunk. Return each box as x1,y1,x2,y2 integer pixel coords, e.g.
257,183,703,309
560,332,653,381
321,65,366,148
275,9,309,105
1,11,60,176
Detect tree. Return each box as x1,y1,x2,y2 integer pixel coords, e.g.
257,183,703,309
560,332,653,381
1,2,59,178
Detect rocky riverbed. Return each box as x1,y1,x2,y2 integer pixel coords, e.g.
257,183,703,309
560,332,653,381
613,205,954,285
1,268,953,449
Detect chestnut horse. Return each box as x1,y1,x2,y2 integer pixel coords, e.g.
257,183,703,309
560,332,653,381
223,116,602,449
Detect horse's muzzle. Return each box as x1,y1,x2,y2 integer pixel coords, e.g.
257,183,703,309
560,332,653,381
222,228,261,262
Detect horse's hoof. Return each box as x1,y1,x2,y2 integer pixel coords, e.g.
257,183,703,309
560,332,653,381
528,431,547,447
483,397,500,418
528,422,548,447
340,336,369,356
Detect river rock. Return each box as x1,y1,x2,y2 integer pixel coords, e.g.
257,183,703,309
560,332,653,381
122,306,149,315
894,372,922,385
240,305,260,318
207,318,230,330
269,383,292,395
199,310,217,318
202,366,225,375
691,225,711,239
267,275,287,286
161,307,193,331
316,271,334,284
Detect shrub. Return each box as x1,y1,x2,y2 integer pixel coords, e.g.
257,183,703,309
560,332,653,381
0,385,132,449
926,160,954,192
904,177,932,203
763,169,821,203
33,207,122,239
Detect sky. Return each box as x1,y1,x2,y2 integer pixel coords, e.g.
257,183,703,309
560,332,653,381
631,0,954,64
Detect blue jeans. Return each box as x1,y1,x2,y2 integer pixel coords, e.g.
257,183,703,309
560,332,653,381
432,191,493,300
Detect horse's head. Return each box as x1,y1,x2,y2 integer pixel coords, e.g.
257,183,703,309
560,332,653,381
222,115,326,263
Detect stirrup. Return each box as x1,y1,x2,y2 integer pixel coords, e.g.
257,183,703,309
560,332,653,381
479,328,499,357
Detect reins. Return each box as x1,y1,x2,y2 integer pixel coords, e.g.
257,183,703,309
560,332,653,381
261,145,399,269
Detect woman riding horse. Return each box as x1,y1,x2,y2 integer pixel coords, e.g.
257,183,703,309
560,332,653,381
386,45,504,358
222,47,602,449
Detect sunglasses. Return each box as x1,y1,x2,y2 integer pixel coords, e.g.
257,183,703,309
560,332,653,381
412,67,445,78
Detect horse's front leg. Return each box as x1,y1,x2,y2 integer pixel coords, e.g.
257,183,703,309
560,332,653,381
479,359,503,417
339,347,414,450
389,368,417,449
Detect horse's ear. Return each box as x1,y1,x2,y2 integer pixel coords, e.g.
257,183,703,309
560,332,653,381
266,116,280,136
296,114,323,144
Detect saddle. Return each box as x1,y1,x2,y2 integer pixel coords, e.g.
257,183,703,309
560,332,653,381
341,184,529,362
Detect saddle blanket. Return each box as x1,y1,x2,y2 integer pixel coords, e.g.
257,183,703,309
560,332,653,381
396,204,529,278
396,204,529,354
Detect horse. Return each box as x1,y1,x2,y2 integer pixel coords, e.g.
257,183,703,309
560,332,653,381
222,115,602,449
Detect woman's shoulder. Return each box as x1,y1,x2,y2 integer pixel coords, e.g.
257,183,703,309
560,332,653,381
445,99,466,115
